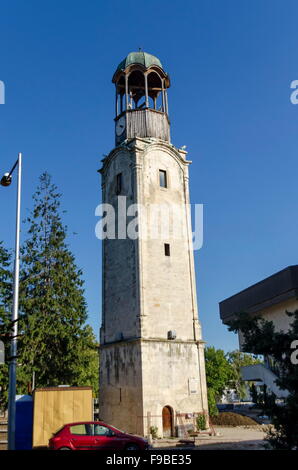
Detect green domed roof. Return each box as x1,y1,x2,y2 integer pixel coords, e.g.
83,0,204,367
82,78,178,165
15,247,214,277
116,51,164,72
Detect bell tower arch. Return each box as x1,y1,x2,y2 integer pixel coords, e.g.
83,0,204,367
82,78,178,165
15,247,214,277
113,51,170,145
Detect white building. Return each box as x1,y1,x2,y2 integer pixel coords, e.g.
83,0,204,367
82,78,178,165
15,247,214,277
220,266,298,398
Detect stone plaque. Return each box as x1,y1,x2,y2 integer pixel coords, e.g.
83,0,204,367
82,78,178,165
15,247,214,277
188,378,199,395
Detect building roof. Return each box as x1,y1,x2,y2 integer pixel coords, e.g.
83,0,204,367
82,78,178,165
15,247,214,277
219,265,298,324
116,51,164,72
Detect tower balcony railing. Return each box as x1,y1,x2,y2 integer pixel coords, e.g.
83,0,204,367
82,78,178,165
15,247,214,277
122,108,170,142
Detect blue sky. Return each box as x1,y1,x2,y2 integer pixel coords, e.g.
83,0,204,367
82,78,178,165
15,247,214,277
1,0,298,351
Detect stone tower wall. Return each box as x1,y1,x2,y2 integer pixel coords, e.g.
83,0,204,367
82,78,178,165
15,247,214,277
99,138,208,436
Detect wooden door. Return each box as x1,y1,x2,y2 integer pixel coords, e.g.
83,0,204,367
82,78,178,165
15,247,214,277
162,406,173,437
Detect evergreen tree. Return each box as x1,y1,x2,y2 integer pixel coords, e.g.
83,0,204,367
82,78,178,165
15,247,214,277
17,172,98,394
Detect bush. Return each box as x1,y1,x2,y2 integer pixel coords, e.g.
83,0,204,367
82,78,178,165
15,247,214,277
207,389,219,416
149,426,158,439
196,414,207,431
211,412,258,427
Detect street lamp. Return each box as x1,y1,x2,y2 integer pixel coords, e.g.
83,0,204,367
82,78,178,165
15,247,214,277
1,153,22,451
0,173,12,187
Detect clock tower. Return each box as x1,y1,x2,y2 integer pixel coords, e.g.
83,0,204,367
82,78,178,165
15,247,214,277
99,51,208,438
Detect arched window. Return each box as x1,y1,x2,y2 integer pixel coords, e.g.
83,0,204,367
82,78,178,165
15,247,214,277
127,70,145,110
147,71,162,110
114,67,169,116
116,75,125,116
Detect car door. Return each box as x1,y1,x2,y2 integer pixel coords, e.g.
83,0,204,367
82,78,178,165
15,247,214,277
69,424,96,450
93,424,123,450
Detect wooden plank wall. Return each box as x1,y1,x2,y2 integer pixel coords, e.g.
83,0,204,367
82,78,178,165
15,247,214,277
127,109,170,141
32,387,93,447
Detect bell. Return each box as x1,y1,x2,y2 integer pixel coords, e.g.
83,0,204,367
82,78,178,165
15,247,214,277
0,173,12,187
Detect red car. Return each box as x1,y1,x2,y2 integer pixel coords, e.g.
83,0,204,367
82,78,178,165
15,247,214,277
48,421,149,451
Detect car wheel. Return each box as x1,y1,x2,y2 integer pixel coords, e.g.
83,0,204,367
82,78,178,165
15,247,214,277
125,444,139,451
59,447,72,450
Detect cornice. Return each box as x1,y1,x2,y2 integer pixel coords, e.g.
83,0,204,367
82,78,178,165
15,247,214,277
99,138,192,176
100,337,205,349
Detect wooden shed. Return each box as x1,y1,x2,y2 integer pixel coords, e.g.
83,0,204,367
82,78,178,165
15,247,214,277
33,386,93,448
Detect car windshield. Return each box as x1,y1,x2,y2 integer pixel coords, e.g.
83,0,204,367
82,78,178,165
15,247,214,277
108,425,126,434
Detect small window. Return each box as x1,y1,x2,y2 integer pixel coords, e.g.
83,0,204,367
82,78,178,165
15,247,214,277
159,170,167,188
94,424,112,436
164,243,170,256
116,173,122,194
70,424,88,435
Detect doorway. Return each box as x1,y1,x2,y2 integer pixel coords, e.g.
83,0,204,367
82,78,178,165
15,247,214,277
162,406,173,437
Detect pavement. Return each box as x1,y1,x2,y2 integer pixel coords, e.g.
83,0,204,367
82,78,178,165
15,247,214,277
152,425,267,450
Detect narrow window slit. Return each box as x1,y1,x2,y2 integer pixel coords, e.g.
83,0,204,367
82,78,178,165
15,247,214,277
159,170,167,188
116,173,122,194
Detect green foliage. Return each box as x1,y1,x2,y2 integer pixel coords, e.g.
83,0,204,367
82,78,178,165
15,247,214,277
229,311,298,449
261,385,277,413
250,383,259,405
0,173,99,408
227,350,262,400
0,242,12,408
207,388,218,416
150,426,158,439
250,383,276,411
205,346,234,416
196,414,207,431
205,347,260,415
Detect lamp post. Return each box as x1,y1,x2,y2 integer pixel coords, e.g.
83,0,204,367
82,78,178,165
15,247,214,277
1,152,22,450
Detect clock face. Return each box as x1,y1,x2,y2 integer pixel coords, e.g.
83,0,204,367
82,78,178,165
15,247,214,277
116,116,126,136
